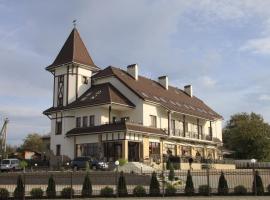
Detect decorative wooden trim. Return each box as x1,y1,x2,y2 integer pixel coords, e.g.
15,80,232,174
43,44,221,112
66,65,69,105
75,66,78,99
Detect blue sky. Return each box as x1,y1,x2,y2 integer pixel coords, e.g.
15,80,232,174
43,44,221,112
1,0,270,145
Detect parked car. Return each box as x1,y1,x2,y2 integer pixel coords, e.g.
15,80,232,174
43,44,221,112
0,158,21,172
71,156,108,170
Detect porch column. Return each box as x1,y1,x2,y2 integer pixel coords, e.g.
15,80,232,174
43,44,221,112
108,105,112,124
183,115,186,137
175,144,180,156
167,111,171,136
142,136,149,162
160,140,164,165
73,136,77,158
197,118,200,139
191,146,196,158
122,140,128,160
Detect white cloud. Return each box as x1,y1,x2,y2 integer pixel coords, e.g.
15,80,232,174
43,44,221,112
200,76,217,88
258,94,270,101
240,37,270,55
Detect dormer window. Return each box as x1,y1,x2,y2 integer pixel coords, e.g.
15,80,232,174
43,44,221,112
82,76,88,84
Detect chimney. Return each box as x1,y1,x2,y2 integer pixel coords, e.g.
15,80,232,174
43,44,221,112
158,76,168,90
127,64,138,80
184,85,193,97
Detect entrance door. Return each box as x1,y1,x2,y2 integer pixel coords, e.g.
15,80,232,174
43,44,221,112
128,142,140,162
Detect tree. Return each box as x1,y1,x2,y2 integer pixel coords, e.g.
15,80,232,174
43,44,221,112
149,171,160,196
82,172,92,197
46,175,56,198
252,170,264,195
14,175,24,199
117,171,128,197
21,133,44,152
223,112,270,161
218,171,228,195
184,170,194,196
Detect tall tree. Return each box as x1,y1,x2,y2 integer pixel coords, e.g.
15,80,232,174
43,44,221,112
223,112,270,161
21,133,44,152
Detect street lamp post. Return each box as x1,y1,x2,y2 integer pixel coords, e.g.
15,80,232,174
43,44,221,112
115,160,119,197
251,159,257,196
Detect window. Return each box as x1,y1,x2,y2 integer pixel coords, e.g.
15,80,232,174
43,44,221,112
55,121,62,135
112,117,116,123
89,115,95,126
171,119,176,135
149,142,160,155
77,143,99,158
57,75,64,106
82,76,88,84
76,117,81,128
83,116,88,127
56,145,61,156
149,115,157,128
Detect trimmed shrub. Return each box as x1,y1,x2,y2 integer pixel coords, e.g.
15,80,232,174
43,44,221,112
100,186,114,197
218,171,229,195
61,187,74,198
149,171,160,196
168,165,175,182
30,188,43,199
46,175,56,198
252,170,264,195
19,160,28,172
166,159,172,170
0,188,9,200
199,185,211,196
82,172,92,197
165,184,176,196
118,158,127,166
133,185,146,197
234,185,247,195
14,175,24,199
117,171,128,197
184,170,194,196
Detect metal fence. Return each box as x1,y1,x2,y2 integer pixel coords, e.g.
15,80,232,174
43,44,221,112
0,169,270,198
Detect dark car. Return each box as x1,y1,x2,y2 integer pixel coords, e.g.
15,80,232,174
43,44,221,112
71,156,108,170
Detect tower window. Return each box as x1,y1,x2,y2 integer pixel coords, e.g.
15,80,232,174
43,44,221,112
82,116,88,127
57,75,64,106
76,117,81,128
89,115,95,126
55,121,62,135
82,76,88,84
56,144,61,156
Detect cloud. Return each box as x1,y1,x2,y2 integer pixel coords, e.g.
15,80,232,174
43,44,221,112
258,94,270,101
200,76,217,88
240,37,270,55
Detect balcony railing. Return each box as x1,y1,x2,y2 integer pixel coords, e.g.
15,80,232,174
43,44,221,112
168,129,213,141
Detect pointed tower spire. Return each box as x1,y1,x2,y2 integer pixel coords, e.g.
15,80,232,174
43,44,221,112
46,28,99,71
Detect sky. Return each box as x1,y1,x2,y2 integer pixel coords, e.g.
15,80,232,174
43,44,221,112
1,0,270,145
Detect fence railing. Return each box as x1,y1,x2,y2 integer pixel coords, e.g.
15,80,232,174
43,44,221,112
0,168,270,198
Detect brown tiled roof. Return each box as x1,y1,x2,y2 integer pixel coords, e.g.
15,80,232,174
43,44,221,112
46,28,99,70
92,66,222,120
43,83,135,114
66,122,167,137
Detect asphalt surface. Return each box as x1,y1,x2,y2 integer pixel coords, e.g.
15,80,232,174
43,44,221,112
45,197,270,200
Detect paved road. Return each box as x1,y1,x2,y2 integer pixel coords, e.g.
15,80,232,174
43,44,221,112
46,197,270,200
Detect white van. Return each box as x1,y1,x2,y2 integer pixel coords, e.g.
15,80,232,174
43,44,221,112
0,159,21,171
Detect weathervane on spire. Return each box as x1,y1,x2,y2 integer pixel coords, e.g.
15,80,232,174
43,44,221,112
73,19,77,28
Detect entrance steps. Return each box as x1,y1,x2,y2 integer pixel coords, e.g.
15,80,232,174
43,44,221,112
115,162,155,173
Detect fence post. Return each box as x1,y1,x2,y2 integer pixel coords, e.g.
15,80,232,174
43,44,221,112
253,164,257,196
206,161,210,196
23,172,26,200
70,171,73,199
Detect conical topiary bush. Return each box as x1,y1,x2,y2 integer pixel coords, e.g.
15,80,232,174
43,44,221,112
252,170,264,195
46,175,56,198
14,175,24,199
168,164,175,182
184,170,194,196
117,171,128,197
149,171,160,196
82,172,92,197
218,171,229,195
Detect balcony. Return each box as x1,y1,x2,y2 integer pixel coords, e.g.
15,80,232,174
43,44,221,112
168,129,213,142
